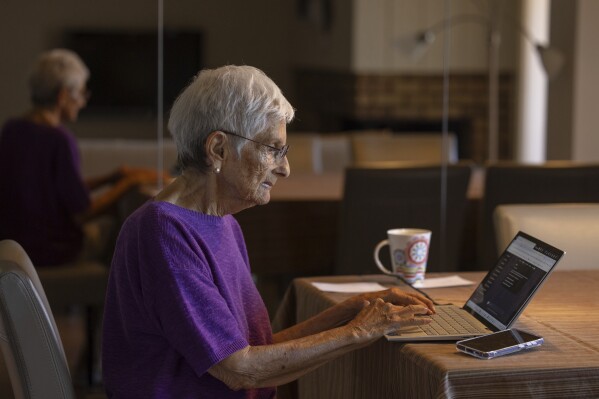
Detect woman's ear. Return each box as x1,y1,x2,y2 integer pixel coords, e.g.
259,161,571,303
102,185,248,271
205,130,227,168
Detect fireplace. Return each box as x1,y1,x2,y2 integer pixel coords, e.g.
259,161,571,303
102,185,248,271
292,69,515,163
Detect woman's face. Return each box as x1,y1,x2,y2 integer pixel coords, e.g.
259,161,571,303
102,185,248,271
59,82,88,123
220,122,290,211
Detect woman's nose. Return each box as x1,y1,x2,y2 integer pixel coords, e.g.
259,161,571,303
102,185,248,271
275,156,290,178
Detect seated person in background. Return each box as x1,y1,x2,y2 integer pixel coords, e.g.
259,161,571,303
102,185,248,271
0,48,163,266
102,65,435,398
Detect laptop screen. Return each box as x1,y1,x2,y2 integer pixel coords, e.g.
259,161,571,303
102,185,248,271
464,231,564,331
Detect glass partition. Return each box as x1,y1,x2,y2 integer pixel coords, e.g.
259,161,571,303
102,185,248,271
0,0,570,312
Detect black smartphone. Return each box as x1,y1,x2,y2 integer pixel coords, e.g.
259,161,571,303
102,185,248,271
456,329,544,359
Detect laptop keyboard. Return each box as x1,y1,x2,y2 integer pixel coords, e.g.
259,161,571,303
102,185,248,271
420,305,489,336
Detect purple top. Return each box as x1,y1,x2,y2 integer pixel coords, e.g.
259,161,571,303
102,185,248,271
102,201,275,399
0,118,90,265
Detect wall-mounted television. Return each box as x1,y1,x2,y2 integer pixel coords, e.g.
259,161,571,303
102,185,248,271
64,30,202,114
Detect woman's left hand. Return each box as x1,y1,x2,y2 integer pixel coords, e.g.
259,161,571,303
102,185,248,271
347,287,435,316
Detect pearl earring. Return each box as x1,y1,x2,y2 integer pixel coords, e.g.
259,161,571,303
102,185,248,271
214,167,221,174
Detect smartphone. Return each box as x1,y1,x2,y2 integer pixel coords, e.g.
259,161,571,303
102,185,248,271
456,329,543,359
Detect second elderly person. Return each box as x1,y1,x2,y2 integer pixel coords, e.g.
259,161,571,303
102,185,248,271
0,49,164,266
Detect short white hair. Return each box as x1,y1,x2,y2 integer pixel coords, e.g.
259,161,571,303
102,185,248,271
29,49,89,107
168,65,295,172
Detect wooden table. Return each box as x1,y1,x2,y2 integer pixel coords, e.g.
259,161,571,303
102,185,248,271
273,272,599,399
269,172,345,200
271,167,484,201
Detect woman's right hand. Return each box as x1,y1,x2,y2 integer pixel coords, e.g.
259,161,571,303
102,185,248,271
347,298,432,344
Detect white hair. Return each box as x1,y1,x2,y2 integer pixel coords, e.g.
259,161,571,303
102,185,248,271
29,49,89,107
168,65,295,172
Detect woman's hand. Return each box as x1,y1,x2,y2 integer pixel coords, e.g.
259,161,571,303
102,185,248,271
347,298,432,343
343,287,435,318
367,287,435,312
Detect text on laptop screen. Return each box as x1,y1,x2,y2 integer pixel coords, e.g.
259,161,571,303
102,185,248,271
464,233,563,330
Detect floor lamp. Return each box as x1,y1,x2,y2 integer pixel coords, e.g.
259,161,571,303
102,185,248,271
397,12,564,162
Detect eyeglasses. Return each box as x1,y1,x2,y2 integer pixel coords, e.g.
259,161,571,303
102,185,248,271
220,130,289,161
70,87,91,102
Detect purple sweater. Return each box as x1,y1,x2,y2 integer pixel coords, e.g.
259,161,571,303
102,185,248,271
102,201,275,399
0,118,90,265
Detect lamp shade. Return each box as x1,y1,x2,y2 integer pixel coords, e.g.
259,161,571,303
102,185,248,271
395,31,436,60
535,44,565,79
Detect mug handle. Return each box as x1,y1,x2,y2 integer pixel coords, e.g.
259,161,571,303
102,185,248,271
374,239,394,275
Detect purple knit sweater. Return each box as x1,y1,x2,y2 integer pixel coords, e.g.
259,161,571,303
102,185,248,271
0,118,90,265
102,200,275,398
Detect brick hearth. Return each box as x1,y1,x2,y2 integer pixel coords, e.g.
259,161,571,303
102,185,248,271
293,69,515,163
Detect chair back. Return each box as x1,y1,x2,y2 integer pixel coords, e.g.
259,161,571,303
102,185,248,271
494,203,599,270
0,240,75,399
320,133,352,173
285,133,323,174
351,132,458,165
479,162,599,270
79,138,178,178
335,164,472,275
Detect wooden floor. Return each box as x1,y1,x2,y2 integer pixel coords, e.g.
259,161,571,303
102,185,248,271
0,308,107,399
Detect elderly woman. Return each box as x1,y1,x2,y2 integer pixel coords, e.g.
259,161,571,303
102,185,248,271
102,65,434,398
0,49,160,266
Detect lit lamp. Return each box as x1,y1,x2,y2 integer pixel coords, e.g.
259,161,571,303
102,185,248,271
396,13,564,162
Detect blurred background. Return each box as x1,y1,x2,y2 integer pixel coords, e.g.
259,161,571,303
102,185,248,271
1,1,599,396
0,0,596,163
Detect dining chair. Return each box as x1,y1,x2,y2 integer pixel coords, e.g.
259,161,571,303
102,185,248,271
351,132,459,165
78,138,178,179
334,163,472,276
319,133,352,173
478,162,599,270
285,132,323,174
494,203,599,270
0,239,76,399
0,238,108,387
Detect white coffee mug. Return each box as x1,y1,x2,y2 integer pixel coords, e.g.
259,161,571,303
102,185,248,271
374,228,432,284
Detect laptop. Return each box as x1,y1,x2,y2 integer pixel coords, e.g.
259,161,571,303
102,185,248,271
386,231,565,342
